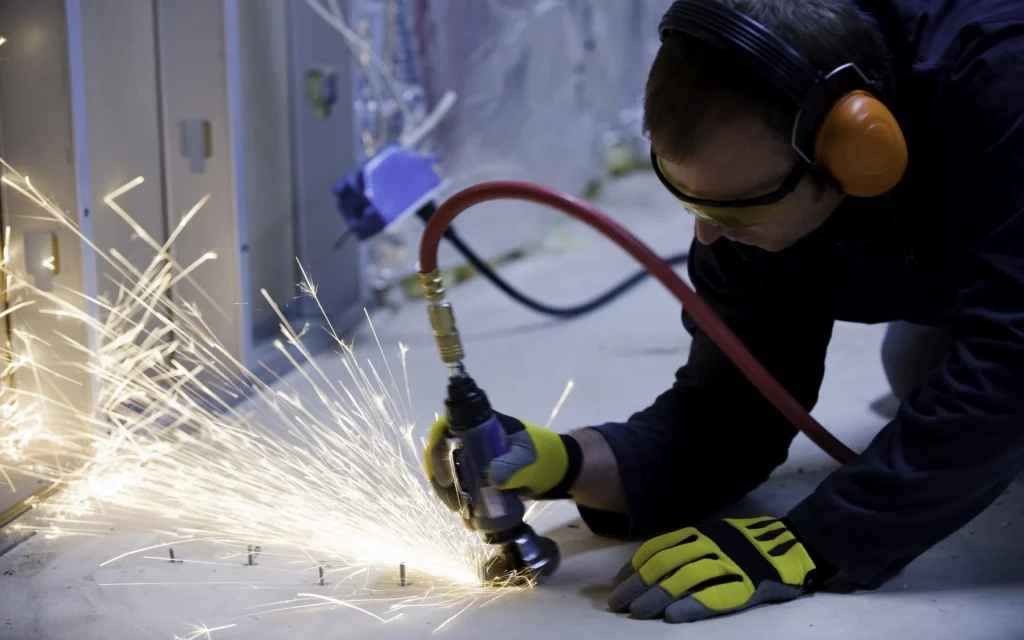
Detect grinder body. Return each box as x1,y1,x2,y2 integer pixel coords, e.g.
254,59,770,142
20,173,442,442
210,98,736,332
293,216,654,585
421,273,559,584
444,374,560,583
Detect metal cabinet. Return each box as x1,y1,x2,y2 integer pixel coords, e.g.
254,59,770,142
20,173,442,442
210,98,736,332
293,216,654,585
0,0,365,522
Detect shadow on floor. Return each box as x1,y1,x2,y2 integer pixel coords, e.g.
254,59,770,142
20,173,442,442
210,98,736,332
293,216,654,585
544,520,623,559
580,581,615,614
881,538,1024,594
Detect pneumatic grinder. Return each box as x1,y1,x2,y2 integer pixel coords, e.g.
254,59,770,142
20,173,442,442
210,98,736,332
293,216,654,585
420,271,561,584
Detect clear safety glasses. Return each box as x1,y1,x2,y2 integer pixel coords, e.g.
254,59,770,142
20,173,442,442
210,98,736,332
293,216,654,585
651,151,806,228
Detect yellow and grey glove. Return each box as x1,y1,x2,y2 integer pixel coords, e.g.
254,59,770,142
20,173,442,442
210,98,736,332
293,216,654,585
423,412,582,508
609,516,834,623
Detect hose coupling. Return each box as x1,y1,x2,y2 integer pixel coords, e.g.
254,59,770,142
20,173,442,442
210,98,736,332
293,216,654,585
420,270,465,366
419,270,446,304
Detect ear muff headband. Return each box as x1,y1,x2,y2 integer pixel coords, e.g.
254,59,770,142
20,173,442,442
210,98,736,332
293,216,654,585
658,0,908,197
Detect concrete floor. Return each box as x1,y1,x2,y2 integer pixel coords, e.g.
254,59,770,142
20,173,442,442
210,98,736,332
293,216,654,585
2,172,1024,639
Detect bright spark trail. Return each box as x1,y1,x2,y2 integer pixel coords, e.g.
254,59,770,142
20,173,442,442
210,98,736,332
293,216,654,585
0,160,565,636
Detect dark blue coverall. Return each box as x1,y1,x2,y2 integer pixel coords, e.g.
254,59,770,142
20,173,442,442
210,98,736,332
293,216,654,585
579,0,1024,589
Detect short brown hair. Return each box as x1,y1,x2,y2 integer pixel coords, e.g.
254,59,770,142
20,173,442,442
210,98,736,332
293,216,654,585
643,0,893,161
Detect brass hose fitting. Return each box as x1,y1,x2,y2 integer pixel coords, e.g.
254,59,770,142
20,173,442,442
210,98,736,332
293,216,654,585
419,270,465,367
419,269,446,304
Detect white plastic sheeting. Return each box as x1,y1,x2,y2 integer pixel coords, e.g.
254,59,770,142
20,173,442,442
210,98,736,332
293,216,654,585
349,0,674,280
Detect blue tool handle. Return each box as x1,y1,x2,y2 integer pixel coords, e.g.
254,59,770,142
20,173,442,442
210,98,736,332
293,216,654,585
449,413,524,534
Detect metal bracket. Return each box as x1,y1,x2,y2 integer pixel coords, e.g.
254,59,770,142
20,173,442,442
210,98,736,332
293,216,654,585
180,119,213,174
24,230,60,292
447,439,473,520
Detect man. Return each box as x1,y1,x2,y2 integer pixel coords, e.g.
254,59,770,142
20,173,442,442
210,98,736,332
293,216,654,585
425,0,1024,624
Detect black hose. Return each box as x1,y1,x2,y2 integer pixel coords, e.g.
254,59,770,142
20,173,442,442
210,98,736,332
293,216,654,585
415,202,689,319
333,227,356,250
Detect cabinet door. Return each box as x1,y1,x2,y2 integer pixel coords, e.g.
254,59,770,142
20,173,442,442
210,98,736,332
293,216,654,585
155,0,249,366
287,0,365,323
81,0,166,303
0,0,93,519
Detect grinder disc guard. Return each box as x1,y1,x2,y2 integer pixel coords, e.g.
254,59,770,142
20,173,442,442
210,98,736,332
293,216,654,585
482,524,560,586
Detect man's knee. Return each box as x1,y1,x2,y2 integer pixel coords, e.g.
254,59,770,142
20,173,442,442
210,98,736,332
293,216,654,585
881,321,951,401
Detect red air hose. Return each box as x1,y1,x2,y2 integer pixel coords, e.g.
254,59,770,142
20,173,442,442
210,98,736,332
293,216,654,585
419,181,857,465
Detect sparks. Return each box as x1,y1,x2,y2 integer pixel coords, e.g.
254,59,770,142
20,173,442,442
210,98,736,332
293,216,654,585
0,159,545,635
174,623,237,640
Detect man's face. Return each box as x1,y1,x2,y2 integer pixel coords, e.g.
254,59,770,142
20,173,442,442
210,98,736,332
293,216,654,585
654,120,844,252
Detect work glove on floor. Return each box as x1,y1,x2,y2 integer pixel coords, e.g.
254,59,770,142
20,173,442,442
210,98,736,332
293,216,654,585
609,516,833,623
423,412,582,511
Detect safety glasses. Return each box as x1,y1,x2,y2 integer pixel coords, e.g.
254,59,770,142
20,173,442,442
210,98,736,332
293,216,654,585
651,151,807,228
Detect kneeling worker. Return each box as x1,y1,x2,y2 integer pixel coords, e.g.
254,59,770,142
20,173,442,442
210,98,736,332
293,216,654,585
425,0,1024,623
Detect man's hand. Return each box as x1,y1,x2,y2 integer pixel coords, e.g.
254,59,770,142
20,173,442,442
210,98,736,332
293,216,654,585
422,415,461,512
422,413,579,509
609,517,827,622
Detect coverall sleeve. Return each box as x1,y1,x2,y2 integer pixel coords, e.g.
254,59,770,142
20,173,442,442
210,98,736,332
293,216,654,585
581,237,834,540
786,42,1024,588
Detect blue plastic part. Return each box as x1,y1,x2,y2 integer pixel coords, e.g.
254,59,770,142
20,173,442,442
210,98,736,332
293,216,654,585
333,144,442,241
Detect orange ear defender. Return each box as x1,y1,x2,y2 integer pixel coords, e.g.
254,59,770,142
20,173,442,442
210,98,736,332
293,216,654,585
659,0,908,198
814,90,908,197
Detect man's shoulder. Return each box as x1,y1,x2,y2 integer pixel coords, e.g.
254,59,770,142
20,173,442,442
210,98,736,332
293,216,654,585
881,2,1024,238
884,1,1024,182
866,0,1024,151
877,0,1024,68
871,0,1024,107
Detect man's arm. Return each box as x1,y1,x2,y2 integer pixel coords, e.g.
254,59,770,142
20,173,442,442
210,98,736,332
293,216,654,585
787,41,1024,588
571,236,835,539
567,426,630,513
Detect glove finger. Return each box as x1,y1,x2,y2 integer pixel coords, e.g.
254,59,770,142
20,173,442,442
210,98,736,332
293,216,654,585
627,557,736,619
611,559,636,589
424,417,451,482
659,557,737,598
609,531,706,612
486,430,536,487
663,593,724,624
637,535,712,586
631,527,699,570
430,442,455,487
607,571,651,613
663,580,803,623
627,585,677,620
